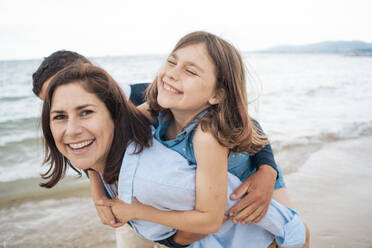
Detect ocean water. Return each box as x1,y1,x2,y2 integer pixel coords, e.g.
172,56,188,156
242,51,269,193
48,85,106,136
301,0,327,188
0,55,163,183
1,53,372,247
2,53,371,182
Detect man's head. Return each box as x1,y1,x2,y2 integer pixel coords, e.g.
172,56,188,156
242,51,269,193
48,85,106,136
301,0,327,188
32,50,91,99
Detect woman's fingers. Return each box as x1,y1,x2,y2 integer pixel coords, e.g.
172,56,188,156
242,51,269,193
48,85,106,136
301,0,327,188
95,198,115,207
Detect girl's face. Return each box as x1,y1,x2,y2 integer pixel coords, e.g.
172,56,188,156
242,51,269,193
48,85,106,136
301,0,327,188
49,82,114,173
157,43,219,116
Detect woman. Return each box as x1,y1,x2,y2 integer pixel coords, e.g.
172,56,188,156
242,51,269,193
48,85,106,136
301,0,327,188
40,62,306,247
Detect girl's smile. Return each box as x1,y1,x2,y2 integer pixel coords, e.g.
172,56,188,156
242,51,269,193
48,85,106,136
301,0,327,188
157,43,219,123
161,79,182,94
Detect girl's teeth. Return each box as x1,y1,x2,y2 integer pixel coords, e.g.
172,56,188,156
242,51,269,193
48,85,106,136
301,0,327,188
69,140,93,149
164,83,179,93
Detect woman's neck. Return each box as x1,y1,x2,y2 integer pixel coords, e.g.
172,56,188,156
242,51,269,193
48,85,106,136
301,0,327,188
93,160,106,175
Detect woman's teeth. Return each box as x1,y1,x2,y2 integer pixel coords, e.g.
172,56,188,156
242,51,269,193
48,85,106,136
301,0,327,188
69,140,94,149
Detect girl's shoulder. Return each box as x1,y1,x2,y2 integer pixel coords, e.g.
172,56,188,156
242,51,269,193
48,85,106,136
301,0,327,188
193,126,225,152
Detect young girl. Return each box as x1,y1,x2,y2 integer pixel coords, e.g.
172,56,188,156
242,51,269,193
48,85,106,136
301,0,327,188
97,31,306,247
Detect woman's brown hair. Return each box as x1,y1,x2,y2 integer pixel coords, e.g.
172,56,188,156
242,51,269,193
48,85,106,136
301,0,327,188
40,63,152,188
147,31,268,154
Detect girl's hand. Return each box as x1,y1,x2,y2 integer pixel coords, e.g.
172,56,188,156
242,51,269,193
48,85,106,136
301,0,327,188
170,214,230,245
228,165,276,224
95,198,126,228
95,197,140,224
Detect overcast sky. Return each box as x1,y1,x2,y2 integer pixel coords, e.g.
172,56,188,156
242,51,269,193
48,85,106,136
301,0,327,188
1,0,371,60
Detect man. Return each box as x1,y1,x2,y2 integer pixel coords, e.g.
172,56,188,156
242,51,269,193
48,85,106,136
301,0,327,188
33,50,149,104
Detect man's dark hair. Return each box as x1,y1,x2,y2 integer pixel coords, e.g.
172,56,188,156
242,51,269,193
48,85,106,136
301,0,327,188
32,50,91,96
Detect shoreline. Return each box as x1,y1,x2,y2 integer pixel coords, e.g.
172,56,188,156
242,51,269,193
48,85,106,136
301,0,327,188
0,176,91,209
1,136,372,247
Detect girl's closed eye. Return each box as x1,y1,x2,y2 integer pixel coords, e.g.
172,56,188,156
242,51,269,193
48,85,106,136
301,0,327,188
167,59,176,65
186,69,198,76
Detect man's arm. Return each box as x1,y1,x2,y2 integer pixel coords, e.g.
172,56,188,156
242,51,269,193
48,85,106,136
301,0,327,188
129,83,150,106
228,120,281,224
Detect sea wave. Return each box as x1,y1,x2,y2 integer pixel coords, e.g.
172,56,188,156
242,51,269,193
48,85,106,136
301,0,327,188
0,117,40,146
270,121,372,175
0,95,31,102
272,120,372,150
0,176,90,207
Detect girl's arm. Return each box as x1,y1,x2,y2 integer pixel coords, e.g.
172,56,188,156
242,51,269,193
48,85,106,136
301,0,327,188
97,127,228,234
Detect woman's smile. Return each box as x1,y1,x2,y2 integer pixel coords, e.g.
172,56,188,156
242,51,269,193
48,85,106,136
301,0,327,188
50,82,114,173
66,139,95,153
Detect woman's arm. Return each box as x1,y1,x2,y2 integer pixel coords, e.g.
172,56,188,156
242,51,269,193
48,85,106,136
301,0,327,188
97,127,229,234
88,170,124,228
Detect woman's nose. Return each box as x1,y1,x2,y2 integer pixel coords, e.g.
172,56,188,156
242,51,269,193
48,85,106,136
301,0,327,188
65,118,83,137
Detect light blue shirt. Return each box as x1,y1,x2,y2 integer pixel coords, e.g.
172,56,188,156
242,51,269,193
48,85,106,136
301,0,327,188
153,110,286,189
117,136,306,248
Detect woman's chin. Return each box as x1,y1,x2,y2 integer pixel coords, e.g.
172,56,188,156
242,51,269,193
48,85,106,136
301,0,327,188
69,159,94,171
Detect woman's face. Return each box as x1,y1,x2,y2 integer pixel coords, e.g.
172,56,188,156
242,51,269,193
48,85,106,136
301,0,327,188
156,43,218,116
49,82,114,173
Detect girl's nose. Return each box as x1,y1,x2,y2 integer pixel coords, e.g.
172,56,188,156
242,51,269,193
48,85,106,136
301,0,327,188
166,65,180,81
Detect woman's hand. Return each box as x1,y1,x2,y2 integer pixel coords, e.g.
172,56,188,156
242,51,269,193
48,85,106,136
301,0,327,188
227,164,276,224
95,198,126,228
95,197,140,224
87,170,125,228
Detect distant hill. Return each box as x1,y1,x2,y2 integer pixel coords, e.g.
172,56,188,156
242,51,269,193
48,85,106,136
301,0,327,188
258,41,372,55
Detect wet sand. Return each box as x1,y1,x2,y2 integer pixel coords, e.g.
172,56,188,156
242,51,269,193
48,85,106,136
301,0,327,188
284,136,372,247
0,177,116,248
1,137,372,247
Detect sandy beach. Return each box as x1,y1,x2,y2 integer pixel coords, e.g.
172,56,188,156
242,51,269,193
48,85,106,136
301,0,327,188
1,136,372,247
0,177,116,248
283,136,372,248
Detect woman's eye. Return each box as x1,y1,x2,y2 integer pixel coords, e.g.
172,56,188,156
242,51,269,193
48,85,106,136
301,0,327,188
81,110,93,116
53,115,65,120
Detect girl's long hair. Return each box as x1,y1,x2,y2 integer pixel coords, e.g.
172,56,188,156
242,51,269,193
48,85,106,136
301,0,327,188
146,31,268,154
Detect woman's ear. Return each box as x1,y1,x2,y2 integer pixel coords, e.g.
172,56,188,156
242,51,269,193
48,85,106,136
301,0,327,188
208,89,225,105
